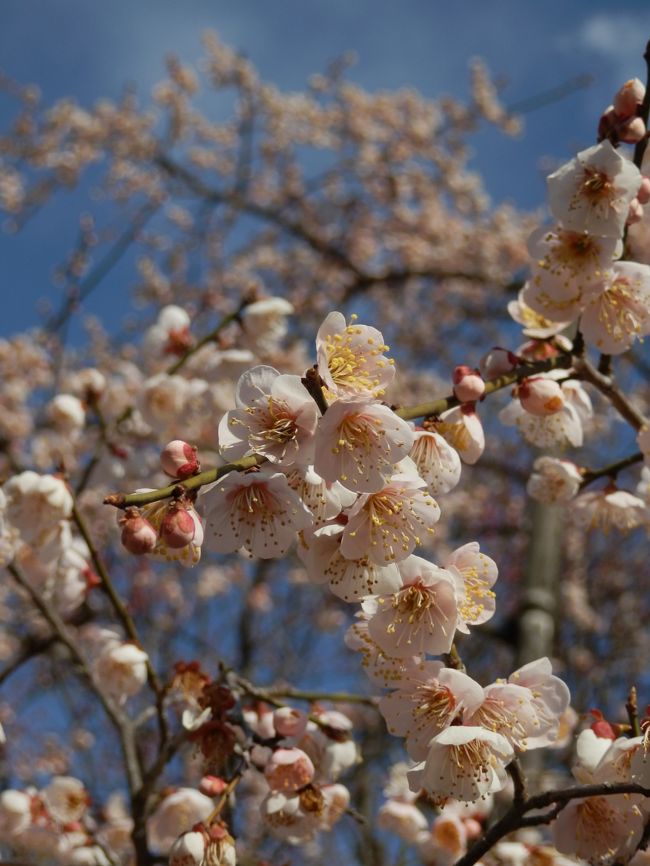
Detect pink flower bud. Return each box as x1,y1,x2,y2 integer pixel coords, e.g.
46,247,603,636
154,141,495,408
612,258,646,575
619,116,646,144
517,377,565,416
452,365,485,402
264,747,315,792
120,509,157,555
199,775,227,797
614,78,645,119
161,440,200,480
273,706,309,738
638,177,650,204
627,197,644,225
161,503,196,549
479,347,518,381
464,818,483,839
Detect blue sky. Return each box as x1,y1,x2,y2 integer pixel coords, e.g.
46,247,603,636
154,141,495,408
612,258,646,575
2,0,650,335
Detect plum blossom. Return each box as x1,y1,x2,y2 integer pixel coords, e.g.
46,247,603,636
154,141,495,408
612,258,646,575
444,542,498,632
523,225,620,323
93,642,149,704
316,311,395,399
407,725,514,803
580,261,650,354
527,456,583,503
143,304,192,358
168,831,206,866
409,428,462,495
547,141,641,239
0,789,32,838
241,296,294,354
432,404,485,465
508,289,571,338
3,471,73,546
553,793,645,866
204,467,313,558
572,486,649,532
286,465,356,526
500,374,592,448
47,393,86,432
218,366,319,466
340,469,440,564
265,747,315,792
366,555,460,657
135,495,204,565
147,788,214,855
299,522,402,602
344,609,425,688
314,398,414,493
377,799,428,842
379,661,484,759
41,776,88,823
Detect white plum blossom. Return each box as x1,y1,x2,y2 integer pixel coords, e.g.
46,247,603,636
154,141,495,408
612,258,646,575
553,794,645,866
580,261,650,354
241,296,294,353
409,428,462,495
366,555,459,657
572,486,649,532
377,799,428,842
547,140,641,238
286,465,356,526
527,456,583,503
344,610,425,688
47,393,86,432
314,398,414,493
147,788,214,855
143,304,192,358
3,471,73,546
218,366,319,466
169,832,207,866
0,789,32,837
379,661,484,759
500,374,592,448
93,642,149,705
41,776,88,823
316,311,395,399
407,725,513,803
299,522,402,602
340,469,440,564
523,225,620,323
433,405,485,465
507,289,570,338
445,542,498,632
204,467,313,558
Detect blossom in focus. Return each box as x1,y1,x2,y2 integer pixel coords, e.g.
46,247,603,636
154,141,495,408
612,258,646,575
580,261,650,354
204,467,313,558
407,725,513,803
433,405,485,465
547,141,641,239
314,398,414,493
366,555,459,657
219,366,319,466
409,428,461,496
316,311,395,399
444,541,498,632
340,469,440,564
379,660,484,759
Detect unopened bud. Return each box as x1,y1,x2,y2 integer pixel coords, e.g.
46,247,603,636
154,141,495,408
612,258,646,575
120,509,157,555
273,706,309,738
199,775,227,797
452,365,485,402
614,78,645,119
265,747,315,793
627,197,644,225
619,116,646,144
160,503,196,549
161,440,200,480
517,377,565,416
169,830,206,866
479,347,518,381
